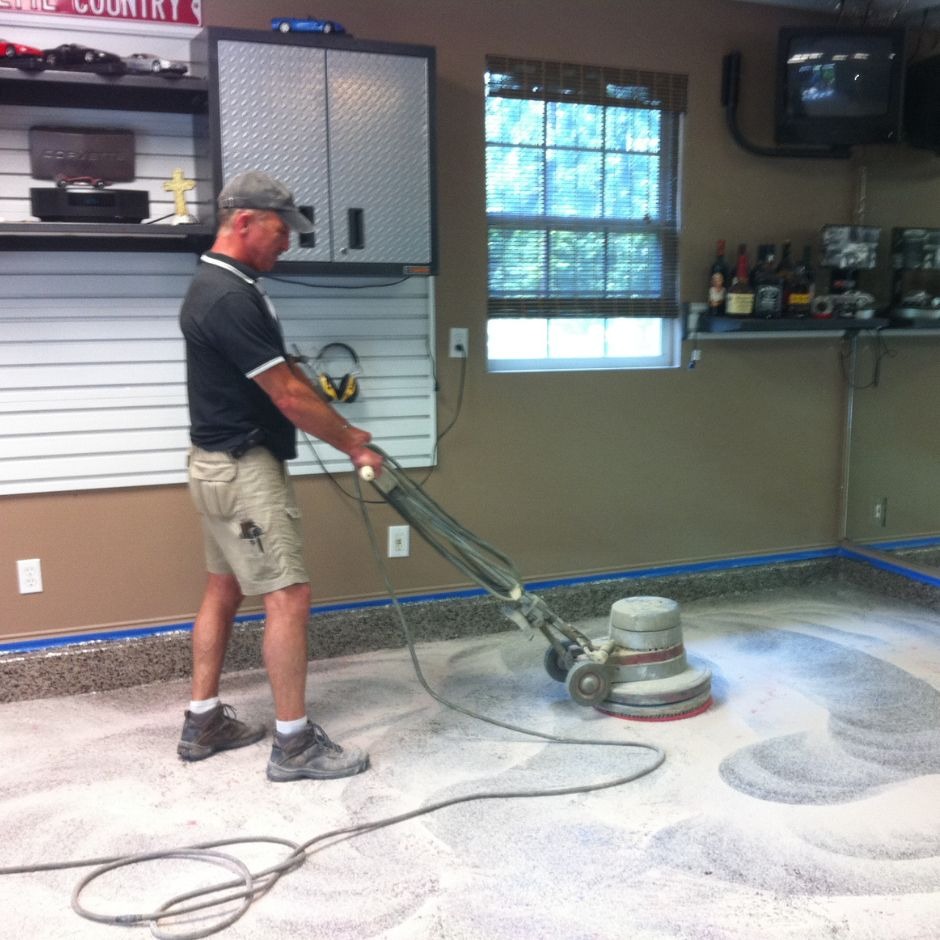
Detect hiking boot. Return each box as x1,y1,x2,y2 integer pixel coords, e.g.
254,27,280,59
177,703,265,761
267,721,370,782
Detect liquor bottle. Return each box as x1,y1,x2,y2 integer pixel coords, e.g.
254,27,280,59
707,239,730,315
753,244,783,318
725,244,754,316
776,240,795,313
786,245,815,317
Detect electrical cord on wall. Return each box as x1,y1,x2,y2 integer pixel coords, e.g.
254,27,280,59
265,272,410,291
0,452,665,940
424,341,467,482
840,329,895,389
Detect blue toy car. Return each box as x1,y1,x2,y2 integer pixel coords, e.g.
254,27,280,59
271,17,346,35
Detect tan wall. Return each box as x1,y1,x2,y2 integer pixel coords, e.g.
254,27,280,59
845,142,940,547
3,0,903,643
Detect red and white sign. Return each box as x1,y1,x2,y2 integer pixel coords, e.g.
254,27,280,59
0,0,202,27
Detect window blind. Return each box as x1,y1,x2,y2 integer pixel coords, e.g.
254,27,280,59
485,55,687,319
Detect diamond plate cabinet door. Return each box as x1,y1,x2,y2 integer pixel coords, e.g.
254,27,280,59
216,39,332,264
327,50,432,267
208,29,436,276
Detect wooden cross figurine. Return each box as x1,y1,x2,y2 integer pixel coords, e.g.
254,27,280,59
163,168,198,224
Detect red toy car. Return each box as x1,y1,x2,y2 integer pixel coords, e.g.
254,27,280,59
56,175,110,190
0,38,43,69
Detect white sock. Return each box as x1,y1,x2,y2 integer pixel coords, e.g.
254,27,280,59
276,716,309,736
189,696,220,715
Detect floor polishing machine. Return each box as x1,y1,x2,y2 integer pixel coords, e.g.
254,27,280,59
359,449,712,720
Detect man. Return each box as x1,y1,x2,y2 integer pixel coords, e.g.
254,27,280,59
177,170,383,781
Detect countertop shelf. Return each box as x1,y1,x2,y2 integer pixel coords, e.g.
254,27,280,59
695,315,891,334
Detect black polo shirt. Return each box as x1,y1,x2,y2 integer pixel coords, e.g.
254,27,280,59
180,252,296,460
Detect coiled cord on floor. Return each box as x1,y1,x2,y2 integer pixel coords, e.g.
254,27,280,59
0,447,666,939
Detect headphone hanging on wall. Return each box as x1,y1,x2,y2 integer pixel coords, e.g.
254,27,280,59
314,342,361,402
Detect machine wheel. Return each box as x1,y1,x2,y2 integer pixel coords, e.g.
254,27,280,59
543,641,582,683
565,660,610,707
278,22,291,32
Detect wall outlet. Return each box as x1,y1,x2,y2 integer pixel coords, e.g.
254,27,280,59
873,497,888,527
17,558,43,594
449,328,469,358
388,525,411,558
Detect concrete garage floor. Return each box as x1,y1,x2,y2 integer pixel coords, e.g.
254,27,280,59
1,581,939,939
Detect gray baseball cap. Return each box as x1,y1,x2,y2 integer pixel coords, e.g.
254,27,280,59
217,170,314,233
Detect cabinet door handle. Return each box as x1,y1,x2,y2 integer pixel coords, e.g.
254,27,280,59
347,208,365,250
298,206,315,248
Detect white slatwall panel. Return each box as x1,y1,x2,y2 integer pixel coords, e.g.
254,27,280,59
0,251,437,495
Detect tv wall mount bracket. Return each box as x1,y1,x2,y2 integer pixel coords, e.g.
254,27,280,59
721,52,852,161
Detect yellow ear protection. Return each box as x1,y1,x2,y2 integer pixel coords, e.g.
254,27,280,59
314,342,361,402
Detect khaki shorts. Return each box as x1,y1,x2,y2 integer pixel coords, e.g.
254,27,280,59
187,445,309,596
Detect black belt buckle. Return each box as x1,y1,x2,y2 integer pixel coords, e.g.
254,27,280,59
230,428,264,459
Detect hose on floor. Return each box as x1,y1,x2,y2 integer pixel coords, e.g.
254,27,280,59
0,446,666,940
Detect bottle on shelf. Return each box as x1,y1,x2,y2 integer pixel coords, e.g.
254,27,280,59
786,245,815,317
753,244,783,318
707,239,730,315
725,243,755,317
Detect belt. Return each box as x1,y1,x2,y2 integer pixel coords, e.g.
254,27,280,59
229,428,266,459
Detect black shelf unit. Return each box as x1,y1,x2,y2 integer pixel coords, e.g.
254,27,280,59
1,66,211,251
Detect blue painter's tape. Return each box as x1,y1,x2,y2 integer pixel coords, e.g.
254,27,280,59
0,545,843,655
525,547,838,592
838,545,940,588
866,535,940,552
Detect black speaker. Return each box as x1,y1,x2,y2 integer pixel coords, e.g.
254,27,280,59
30,186,149,223
314,342,361,402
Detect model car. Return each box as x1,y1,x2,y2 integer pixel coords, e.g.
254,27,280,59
123,53,188,77
43,43,126,75
0,38,44,69
55,175,109,190
271,16,346,34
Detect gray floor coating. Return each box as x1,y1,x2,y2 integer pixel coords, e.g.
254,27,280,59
2,581,939,939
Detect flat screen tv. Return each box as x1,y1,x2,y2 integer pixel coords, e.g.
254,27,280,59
775,26,906,147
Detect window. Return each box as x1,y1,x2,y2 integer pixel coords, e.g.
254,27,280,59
484,57,687,372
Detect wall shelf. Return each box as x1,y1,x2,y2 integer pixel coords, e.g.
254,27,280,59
0,67,208,113
0,221,214,252
696,315,890,334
